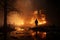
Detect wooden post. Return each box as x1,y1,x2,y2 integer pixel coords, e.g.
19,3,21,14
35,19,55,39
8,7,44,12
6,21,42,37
4,0,7,40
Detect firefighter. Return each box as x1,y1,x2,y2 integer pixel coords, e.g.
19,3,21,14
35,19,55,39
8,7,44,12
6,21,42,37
35,19,38,26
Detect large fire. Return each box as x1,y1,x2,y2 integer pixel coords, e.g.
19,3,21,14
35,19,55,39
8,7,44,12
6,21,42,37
29,10,46,26
7,10,46,27
8,10,47,39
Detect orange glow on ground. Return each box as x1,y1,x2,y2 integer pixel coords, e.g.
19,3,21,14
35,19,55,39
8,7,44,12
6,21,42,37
15,27,24,31
41,32,46,38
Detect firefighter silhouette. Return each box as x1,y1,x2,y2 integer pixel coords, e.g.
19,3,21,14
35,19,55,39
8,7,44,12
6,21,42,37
35,19,38,26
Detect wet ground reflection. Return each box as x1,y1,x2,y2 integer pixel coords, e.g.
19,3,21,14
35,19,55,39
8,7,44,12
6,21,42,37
7,30,46,40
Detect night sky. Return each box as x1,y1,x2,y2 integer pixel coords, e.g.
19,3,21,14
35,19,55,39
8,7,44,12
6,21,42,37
46,0,60,26
0,0,60,26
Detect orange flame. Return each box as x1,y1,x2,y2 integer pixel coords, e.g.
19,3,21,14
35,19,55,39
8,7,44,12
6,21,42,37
30,10,46,26
7,10,46,27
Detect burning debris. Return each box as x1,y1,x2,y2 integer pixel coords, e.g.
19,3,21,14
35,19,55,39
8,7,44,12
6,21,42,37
7,0,47,28
30,10,47,26
7,10,47,40
7,10,47,27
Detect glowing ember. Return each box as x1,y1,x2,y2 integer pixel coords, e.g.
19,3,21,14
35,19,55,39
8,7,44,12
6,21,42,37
34,10,38,15
42,32,46,38
37,31,40,34
15,27,24,31
30,31,36,36
38,21,46,25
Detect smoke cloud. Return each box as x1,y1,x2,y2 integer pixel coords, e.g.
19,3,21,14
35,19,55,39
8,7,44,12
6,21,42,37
7,0,34,25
